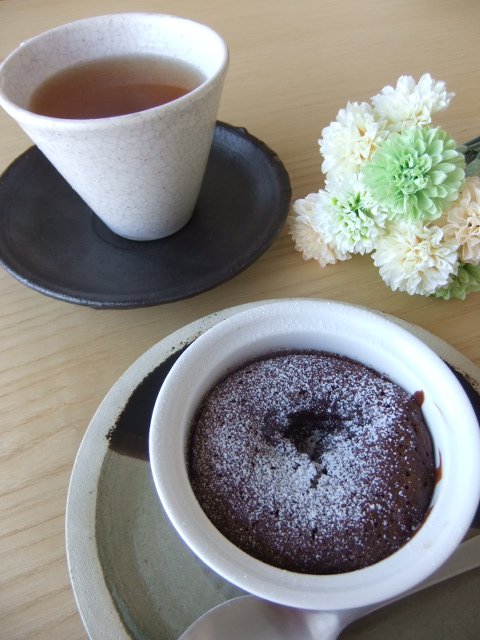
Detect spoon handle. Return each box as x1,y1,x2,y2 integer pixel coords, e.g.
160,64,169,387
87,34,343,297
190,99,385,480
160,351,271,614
394,533,480,598
178,534,480,640
303,533,480,640
339,533,480,630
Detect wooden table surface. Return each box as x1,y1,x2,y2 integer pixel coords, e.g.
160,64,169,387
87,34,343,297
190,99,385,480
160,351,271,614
1,1,479,638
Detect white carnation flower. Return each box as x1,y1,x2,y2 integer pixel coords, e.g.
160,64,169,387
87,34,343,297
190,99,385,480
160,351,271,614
442,176,480,264
325,171,367,199
372,73,454,132
319,176,387,254
372,220,459,296
319,102,388,178
290,193,351,266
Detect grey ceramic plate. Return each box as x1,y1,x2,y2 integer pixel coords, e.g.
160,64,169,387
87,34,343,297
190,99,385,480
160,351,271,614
65,300,480,640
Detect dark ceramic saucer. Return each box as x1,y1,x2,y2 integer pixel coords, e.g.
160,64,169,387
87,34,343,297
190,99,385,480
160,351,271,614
0,122,291,308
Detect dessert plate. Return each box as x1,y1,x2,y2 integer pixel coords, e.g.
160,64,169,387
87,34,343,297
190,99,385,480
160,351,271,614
0,123,291,308
65,301,480,640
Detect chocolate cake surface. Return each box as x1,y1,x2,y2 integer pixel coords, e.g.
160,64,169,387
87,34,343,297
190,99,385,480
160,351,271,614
188,350,435,574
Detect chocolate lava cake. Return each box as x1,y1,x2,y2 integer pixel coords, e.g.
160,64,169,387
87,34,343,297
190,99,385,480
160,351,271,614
188,350,435,574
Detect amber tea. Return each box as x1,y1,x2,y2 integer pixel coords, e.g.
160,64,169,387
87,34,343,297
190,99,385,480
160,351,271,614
29,54,205,119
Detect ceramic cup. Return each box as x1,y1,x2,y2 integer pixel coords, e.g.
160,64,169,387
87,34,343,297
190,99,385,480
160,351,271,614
149,299,480,611
0,13,229,240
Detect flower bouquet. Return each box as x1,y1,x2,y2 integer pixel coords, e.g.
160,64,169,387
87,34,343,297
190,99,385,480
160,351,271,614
290,74,480,299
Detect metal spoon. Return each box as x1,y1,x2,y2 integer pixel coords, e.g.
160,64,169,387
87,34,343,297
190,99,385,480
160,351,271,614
179,535,480,640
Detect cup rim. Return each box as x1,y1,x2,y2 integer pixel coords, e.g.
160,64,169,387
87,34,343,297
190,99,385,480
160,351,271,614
149,299,480,610
0,12,229,129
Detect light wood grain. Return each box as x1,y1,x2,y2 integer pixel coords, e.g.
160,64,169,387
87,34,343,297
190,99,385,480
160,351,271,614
1,1,479,638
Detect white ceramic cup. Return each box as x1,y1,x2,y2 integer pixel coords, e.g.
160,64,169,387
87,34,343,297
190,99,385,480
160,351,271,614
0,13,228,240
149,299,480,611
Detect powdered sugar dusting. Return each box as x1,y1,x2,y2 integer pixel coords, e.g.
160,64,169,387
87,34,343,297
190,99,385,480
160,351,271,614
188,351,434,574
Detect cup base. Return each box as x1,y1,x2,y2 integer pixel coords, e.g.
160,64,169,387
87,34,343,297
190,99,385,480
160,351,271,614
103,213,193,242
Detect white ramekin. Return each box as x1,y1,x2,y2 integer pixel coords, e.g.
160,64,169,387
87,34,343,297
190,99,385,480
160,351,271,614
149,299,480,610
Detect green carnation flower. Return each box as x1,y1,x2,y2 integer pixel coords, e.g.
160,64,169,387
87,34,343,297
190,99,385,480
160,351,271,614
363,126,465,222
434,262,480,300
